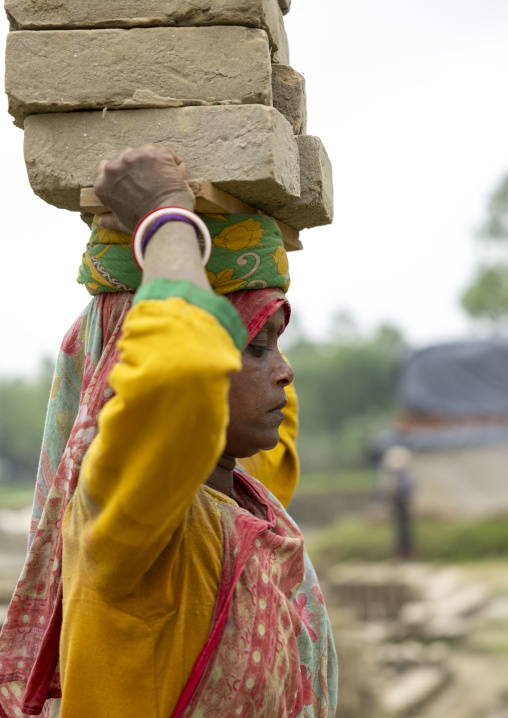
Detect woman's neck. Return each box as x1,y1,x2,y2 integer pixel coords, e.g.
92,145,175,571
206,453,236,496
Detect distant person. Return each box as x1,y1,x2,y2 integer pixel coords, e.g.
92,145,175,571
380,446,415,559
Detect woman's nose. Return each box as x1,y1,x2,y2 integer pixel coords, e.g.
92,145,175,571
276,353,295,386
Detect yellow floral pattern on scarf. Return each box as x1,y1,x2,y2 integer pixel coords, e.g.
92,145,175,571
212,218,264,251
271,246,290,292
206,269,247,295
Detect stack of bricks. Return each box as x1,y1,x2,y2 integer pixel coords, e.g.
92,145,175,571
4,0,333,248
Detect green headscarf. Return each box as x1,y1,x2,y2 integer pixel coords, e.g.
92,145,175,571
78,214,290,296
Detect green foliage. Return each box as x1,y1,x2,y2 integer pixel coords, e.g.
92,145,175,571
307,516,392,563
461,264,508,322
0,360,53,482
462,173,508,325
477,174,508,242
296,469,376,494
416,517,508,561
295,410,395,472
307,515,508,566
288,322,404,471
292,328,401,431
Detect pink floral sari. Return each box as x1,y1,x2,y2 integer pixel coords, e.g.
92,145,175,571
174,471,337,718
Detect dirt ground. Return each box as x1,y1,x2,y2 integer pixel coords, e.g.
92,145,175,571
319,561,508,718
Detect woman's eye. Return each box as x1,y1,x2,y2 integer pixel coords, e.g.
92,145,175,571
248,344,268,357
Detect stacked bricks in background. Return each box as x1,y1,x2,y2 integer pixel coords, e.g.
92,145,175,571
4,0,333,241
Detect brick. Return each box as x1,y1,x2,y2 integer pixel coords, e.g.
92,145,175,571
272,135,333,230
5,0,289,63
263,0,289,64
23,105,300,213
272,65,306,135
6,27,272,128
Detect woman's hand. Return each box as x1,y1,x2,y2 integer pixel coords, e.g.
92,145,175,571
94,144,195,233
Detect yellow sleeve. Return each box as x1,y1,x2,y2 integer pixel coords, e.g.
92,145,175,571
78,280,245,601
239,368,299,509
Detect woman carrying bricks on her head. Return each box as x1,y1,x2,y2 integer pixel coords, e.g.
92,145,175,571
0,144,337,717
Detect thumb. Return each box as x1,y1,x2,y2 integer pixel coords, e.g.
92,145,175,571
97,212,132,234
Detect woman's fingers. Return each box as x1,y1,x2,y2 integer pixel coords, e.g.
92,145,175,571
94,159,108,186
177,158,188,182
97,212,131,233
93,144,195,232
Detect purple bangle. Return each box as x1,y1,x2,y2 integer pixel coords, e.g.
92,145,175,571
140,214,200,257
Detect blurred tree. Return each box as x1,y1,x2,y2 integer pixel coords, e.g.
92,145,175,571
461,264,508,324
477,174,508,242
329,310,358,343
461,173,508,326
0,359,53,482
289,323,405,470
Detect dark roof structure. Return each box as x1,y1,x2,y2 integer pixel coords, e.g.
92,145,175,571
375,338,508,455
399,337,508,417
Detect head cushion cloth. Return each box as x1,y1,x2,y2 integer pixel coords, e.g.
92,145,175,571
78,213,290,296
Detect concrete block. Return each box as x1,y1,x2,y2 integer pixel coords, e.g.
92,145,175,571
23,105,300,213
272,135,334,230
6,27,272,128
5,0,289,63
272,65,306,135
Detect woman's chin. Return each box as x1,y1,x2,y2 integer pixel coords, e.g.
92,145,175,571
228,432,280,460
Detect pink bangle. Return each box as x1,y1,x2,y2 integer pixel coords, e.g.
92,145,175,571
132,207,212,270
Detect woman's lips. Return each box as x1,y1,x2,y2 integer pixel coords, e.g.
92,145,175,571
268,407,285,422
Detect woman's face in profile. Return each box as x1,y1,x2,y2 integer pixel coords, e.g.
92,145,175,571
226,307,294,459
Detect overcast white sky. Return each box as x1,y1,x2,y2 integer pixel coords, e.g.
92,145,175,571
2,0,508,376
